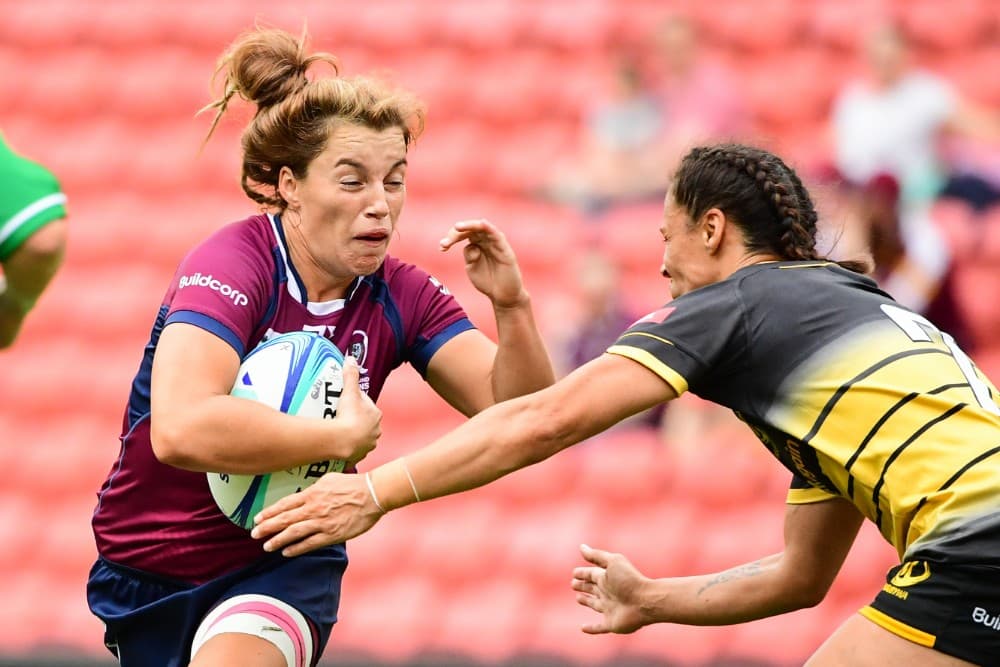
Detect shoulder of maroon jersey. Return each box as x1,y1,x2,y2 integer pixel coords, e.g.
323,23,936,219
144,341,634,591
377,254,430,283
206,214,277,260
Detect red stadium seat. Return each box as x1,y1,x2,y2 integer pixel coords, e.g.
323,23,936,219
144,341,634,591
589,201,669,275
695,0,807,52
928,198,978,258
741,49,850,130
18,48,110,122
484,445,586,506
0,0,91,51
522,595,624,664
806,0,894,51
384,46,469,124
572,428,672,509
665,423,785,511
520,0,617,51
0,492,38,574
5,416,115,502
724,610,829,665
402,497,511,586
613,0,701,47
971,345,1000,384
434,0,525,51
501,500,599,586
336,576,440,660
688,502,786,575
934,46,1000,108
897,0,997,51
618,621,732,666
110,48,217,120
429,580,535,662
585,498,702,577
953,263,1000,349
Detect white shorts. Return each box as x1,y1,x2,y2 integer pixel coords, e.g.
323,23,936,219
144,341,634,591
191,594,315,667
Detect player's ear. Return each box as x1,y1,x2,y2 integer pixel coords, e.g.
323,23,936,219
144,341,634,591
278,166,300,211
701,208,726,254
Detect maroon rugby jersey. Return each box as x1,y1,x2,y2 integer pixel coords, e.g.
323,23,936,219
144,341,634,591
92,213,473,583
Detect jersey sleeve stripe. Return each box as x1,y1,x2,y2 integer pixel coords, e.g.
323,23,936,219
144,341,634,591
607,345,689,395
616,330,677,348
409,318,475,377
786,487,839,504
164,310,245,357
0,192,67,243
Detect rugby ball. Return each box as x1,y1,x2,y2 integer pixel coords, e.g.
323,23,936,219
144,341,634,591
207,331,348,530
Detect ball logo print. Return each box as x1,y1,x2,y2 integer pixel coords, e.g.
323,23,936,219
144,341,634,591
207,331,347,529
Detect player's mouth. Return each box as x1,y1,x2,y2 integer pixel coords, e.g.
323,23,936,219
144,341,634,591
354,229,390,246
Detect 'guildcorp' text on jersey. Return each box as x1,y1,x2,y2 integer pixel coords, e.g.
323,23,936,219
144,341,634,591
92,213,474,583
609,261,1000,565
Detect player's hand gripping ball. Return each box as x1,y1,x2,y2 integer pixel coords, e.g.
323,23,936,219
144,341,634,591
207,331,347,530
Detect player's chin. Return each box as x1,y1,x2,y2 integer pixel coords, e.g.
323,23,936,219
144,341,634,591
350,253,386,276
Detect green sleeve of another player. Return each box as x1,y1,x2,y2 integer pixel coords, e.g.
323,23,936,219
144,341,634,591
0,142,68,262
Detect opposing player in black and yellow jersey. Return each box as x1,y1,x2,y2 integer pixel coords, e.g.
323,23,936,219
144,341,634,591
255,144,1000,665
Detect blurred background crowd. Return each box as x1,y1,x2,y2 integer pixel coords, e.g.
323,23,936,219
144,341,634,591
1,0,998,665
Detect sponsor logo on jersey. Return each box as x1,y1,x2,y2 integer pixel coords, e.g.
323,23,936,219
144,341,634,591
261,326,370,393
890,561,932,587
179,273,249,306
429,275,450,295
881,583,909,600
972,606,1000,631
633,307,675,326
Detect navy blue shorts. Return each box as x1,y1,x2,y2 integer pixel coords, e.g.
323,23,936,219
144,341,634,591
86,545,348,667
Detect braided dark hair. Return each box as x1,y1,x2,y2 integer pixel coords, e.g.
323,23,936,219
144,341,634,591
672,143,869,273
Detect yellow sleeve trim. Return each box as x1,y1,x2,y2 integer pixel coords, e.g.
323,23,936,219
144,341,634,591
786,487,839,504
607,345,689,395
859,606,936,647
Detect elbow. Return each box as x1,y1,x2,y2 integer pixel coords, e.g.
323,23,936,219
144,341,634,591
783,577,831,612
149,414,199,469
520,397,582,463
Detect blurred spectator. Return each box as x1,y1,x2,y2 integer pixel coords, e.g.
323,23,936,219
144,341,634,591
646,14,750,167
0,132,68,349
833,171,975,353
542,51,666,217
542,14,749,219
831,22,1000,210
557,248,664,431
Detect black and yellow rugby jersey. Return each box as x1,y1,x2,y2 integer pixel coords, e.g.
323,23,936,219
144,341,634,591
609,261,1000,564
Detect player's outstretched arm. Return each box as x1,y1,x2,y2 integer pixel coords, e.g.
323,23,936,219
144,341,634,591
572,498,864,633
0,219,66,348
431,218,554,414
252,352,673,555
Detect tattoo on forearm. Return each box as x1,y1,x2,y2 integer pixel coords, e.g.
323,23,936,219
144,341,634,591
697,560,765,596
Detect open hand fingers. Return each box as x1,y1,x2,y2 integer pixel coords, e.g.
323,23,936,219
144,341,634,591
580,543,612,568
252,491,306,528
439,219,508,253
270,522,336,557
571,573,601,596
